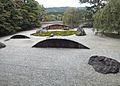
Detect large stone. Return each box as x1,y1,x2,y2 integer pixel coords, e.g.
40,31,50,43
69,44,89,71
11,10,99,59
36,28,48,33
76,27,86,36
88,56,120,74
32,38,90,49
0,42,6,49
10,35,30,39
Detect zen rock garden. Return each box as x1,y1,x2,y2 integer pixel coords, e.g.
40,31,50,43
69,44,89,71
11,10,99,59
1,28,120,75
0,0,120,85
0,28,120,86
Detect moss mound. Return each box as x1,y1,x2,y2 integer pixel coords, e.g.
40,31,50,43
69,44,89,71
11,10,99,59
32,31,76,36
11,35,30,39
32,38,90,49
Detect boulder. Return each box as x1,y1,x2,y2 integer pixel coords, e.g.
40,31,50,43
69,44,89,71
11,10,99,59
0,42,6,48
76,28,86,36
32,38,90,49
10,35,30,39
36,28,47,33
88,55,120,74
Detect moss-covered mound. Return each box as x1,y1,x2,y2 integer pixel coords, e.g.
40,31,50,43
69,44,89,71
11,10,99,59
31,31,76,36
10,35,30,39
32,38,90,49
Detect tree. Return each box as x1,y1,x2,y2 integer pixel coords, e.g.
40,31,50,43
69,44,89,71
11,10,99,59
38,5,46,21
20,0,42,29
79,0,107,10
93,0,120,34
0,0,17,36
63,7,81,28
0,0,45,36
79,0,107,21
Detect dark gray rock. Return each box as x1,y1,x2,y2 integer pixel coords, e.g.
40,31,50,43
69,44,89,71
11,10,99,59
32,38,89,49
36,28,47,33
10,35,30,39
0,42,6,48
88,56,120,74
76,27,86,36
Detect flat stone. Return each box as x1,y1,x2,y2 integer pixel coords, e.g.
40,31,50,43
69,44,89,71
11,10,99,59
88,56,120,74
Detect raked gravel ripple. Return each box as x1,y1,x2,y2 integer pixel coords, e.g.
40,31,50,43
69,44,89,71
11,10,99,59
0,28,120,86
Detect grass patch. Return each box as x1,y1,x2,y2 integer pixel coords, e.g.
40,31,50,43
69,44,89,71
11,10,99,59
31,31,77,36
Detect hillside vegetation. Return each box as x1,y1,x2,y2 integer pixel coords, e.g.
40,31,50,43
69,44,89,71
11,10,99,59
46,7,86,13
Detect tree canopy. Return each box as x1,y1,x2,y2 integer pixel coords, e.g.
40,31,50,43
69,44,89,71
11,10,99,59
79,0,107,22
63,7,82,28
0,0,45,36
93,0,120,34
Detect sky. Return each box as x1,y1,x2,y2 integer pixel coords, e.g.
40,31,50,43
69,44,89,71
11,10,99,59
35,0,90,8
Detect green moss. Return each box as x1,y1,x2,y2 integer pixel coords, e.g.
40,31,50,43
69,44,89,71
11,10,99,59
31,31,77,36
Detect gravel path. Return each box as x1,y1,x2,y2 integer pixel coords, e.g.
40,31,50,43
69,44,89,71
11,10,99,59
0,28,120,86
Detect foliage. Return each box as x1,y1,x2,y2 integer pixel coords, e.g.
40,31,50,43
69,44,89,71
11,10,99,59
79,0,107,23
44,7,86,22
79,0,107,11
63,7,82,28
31,30,77,36
46,7,70,13
93,0,120,34
44,7,67,21
44,7,65,21
0,0,45,36
44,13,63,21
